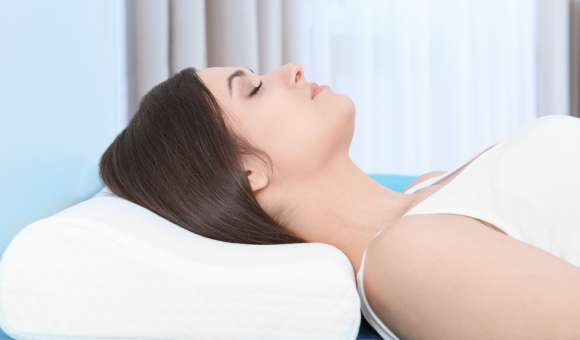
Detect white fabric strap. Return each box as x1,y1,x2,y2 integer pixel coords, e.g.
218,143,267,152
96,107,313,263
403,174,448,195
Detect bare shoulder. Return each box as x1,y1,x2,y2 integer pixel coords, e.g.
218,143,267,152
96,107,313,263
363,214,580,340
402,171,447,193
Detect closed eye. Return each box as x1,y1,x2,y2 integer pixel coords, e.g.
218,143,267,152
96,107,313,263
249,80,262,97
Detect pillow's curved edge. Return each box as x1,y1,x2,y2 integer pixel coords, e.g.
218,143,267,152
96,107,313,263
0,252,18,340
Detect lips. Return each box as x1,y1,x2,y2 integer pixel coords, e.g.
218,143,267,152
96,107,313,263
313,85,329,98
308,82,329,99
309,82,319,99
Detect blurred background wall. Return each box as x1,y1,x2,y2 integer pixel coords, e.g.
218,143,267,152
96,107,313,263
0,2,123,336
0,0,125,278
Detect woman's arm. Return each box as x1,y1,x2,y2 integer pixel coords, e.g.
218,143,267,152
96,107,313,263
364,213,580,340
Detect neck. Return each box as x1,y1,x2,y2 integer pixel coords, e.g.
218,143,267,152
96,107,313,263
279,157,417,276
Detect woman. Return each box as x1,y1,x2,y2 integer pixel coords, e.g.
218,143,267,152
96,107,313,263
100,63,580,340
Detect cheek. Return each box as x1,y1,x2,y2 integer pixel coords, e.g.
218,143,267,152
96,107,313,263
298,94,355,156
251,94,355,176
249,104,315,173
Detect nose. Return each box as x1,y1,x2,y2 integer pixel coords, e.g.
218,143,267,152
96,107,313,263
289,62,304,85
270,62,304,87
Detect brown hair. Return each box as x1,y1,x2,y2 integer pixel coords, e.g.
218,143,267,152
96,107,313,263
99,67,304,244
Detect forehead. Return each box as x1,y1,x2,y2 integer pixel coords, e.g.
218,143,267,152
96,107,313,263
197,66,237,82
198,67,250,104
198,67,235,96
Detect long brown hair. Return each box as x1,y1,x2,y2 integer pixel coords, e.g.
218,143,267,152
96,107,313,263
99,67,304,244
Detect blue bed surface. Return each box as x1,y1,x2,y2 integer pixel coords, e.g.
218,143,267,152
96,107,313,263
367,174,418,193
356,311,385,339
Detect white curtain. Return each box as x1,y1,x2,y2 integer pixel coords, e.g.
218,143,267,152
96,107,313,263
125,0,554,176
301,0,538,175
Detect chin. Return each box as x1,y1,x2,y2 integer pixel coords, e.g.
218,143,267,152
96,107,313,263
338,94,356,126
330,94,356,150
337,93,355,114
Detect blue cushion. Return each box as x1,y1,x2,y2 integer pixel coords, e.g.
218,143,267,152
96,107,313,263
368,174,418,193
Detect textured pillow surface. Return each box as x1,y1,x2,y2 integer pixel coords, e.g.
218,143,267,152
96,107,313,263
0,188,361,340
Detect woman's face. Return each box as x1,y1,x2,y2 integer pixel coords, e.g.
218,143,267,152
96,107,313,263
197,62,355,187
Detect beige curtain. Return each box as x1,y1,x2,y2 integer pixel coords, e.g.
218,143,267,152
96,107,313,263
536,0,570,118
535,0,580,119
125,0,301,121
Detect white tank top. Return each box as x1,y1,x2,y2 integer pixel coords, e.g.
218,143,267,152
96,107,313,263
356,115,580,340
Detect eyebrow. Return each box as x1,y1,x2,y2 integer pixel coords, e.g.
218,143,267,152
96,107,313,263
228,68,255,97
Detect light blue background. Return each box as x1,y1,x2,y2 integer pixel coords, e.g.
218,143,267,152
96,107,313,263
0,2,119,337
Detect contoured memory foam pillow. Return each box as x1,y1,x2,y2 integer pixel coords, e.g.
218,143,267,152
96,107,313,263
0,187,361,340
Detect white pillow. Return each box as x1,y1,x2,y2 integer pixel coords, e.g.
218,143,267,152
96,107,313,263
0,187,361,340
